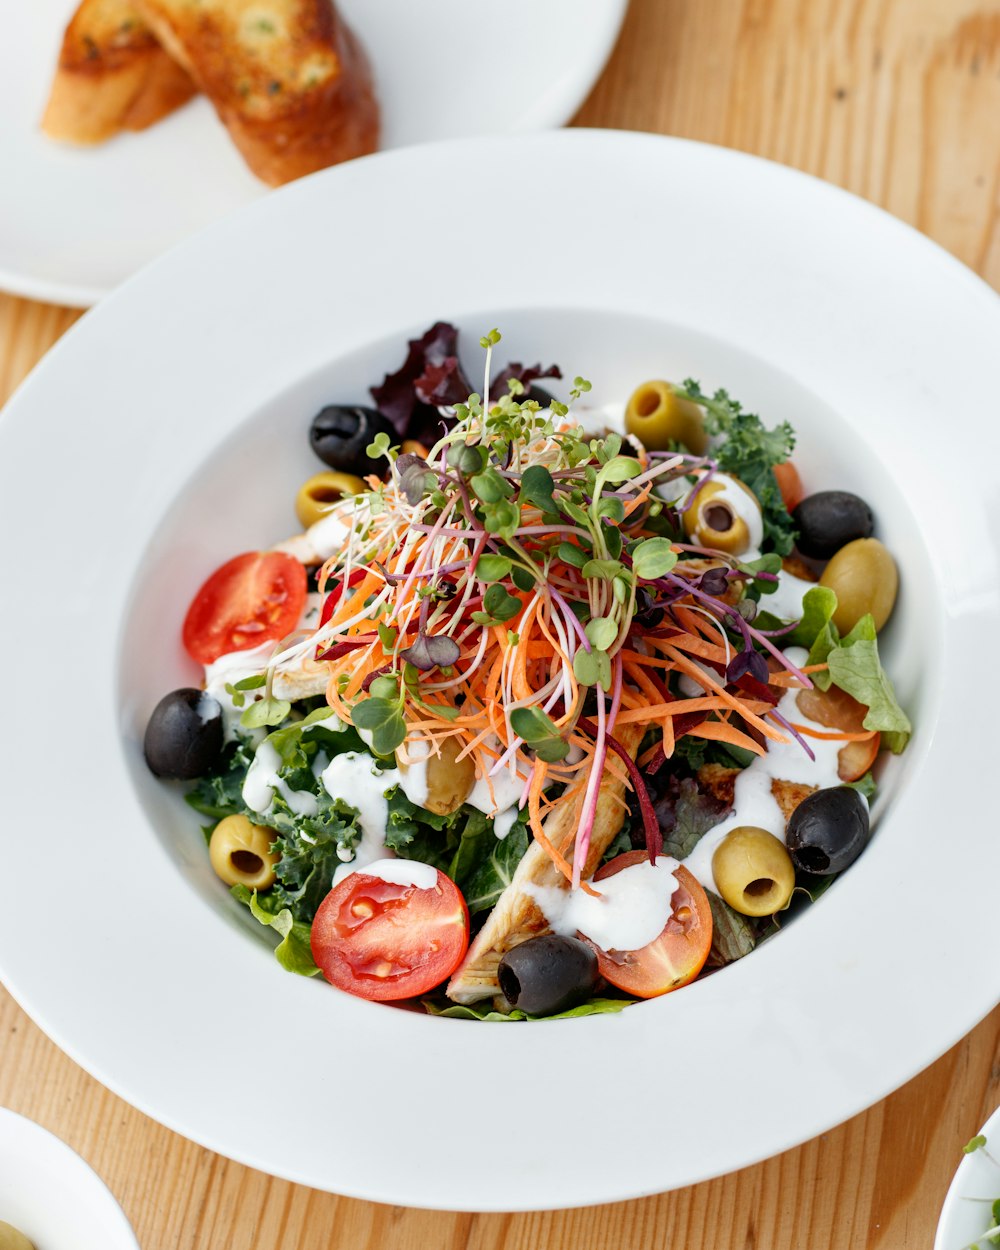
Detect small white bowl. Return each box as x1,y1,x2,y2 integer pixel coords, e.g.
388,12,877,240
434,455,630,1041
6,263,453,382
0,1108,139,1250
935,1106,1000,1250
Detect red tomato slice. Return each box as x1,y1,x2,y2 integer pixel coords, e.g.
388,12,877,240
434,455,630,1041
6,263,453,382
310,867,470,1002
773,460,804,512
587,852,713,998
182,551,307,665
795,685,881,781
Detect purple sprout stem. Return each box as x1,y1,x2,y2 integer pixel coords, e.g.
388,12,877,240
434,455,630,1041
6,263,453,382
546,585,591,652
767,707,816,761
661,572,812,689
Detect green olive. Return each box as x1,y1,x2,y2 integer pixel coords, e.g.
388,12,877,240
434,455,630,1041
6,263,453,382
423,736,477,816
624,380,708,454
819,537,898,634
295,471,367,529
683,478,760,556
712,826,796,917
0,1222,34,1250
209,815,279,889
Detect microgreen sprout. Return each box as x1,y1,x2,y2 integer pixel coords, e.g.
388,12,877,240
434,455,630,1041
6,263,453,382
265,329,816,889
954,1135,1000,1250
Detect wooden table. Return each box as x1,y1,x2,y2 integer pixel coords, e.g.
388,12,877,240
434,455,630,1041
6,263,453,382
2,2,999,1245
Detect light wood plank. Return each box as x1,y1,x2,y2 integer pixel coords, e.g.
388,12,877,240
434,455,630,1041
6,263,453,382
2,1,999,1246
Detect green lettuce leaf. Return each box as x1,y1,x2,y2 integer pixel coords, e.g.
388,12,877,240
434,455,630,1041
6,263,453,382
788,585,838,648
705,890,758,966
802,611,911,752
824,618,911,752
422,997,633,1022
659,777,730,859
462,823,530,915
232,886,319,976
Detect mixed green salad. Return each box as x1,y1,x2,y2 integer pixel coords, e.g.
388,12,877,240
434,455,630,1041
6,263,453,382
143,322,911,1018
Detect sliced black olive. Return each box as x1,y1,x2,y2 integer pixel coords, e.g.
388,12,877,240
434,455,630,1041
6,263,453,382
786,785,870,875
144,689,224,780
497,934,599,1016
792,490,874,560
309,405,397,477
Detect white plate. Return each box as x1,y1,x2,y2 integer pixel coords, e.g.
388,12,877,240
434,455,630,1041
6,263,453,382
0,131,998,1213
936,1107,1000,1250
0,1107,139,1250
0,0,627,307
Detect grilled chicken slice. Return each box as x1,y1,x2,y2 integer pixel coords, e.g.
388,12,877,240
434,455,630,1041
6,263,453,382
447,725,643,1005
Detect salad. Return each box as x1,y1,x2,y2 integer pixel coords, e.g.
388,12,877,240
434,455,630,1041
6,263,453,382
143,322,911,1020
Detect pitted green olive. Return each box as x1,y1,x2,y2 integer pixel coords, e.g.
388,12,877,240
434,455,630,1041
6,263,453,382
295,471,367,529
624,381,708,454
0,1223,34,1250
423,736,477,816
819,537,898,634
683,478,761,556
711,825,796,917
209,814,279,889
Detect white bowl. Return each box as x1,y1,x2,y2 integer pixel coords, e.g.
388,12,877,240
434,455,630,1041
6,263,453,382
0,131,998,1211
936,1107,1000,1250
0,1108,138,1250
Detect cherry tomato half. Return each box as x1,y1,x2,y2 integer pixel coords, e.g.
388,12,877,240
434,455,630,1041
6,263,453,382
310,865,470,1002
773,461,804,512
586,852,713,998
795,684,880,782
182,551,307,665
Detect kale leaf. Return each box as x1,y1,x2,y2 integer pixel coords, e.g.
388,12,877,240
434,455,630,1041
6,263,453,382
678,380,797,555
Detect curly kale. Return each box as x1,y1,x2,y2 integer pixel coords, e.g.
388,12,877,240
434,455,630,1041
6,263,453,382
677,380,798,556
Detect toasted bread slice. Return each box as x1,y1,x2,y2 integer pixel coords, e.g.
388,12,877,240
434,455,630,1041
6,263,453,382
447,727,644,1006
42,0,196,144
133,0,378,185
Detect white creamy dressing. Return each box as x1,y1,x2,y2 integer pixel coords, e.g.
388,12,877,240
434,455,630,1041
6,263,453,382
305,510,352,563
357,858,439,891
202,593,330,740
317,751,434,885
323,752,402,883
654,472,696,505
243,741,320,818
527,856,681,952
681,647,861,894
396,738,432,808
202,641,276,742
762,568,816,622
493,806,520,840
241,710,343,818
467,757,528,819
694,471,764,556
271,497,369,566
677,658,726,699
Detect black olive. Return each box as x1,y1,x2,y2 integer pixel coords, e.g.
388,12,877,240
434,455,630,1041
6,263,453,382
309,405,397,477
498,935,599,1016
792,490,874,560
144,689,224,780
786,785,870,875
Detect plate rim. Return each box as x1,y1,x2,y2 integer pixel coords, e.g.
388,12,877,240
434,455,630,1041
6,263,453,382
1,129,999,1211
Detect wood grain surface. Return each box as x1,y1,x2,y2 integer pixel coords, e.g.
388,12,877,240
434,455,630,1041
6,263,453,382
2,1,999,1246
